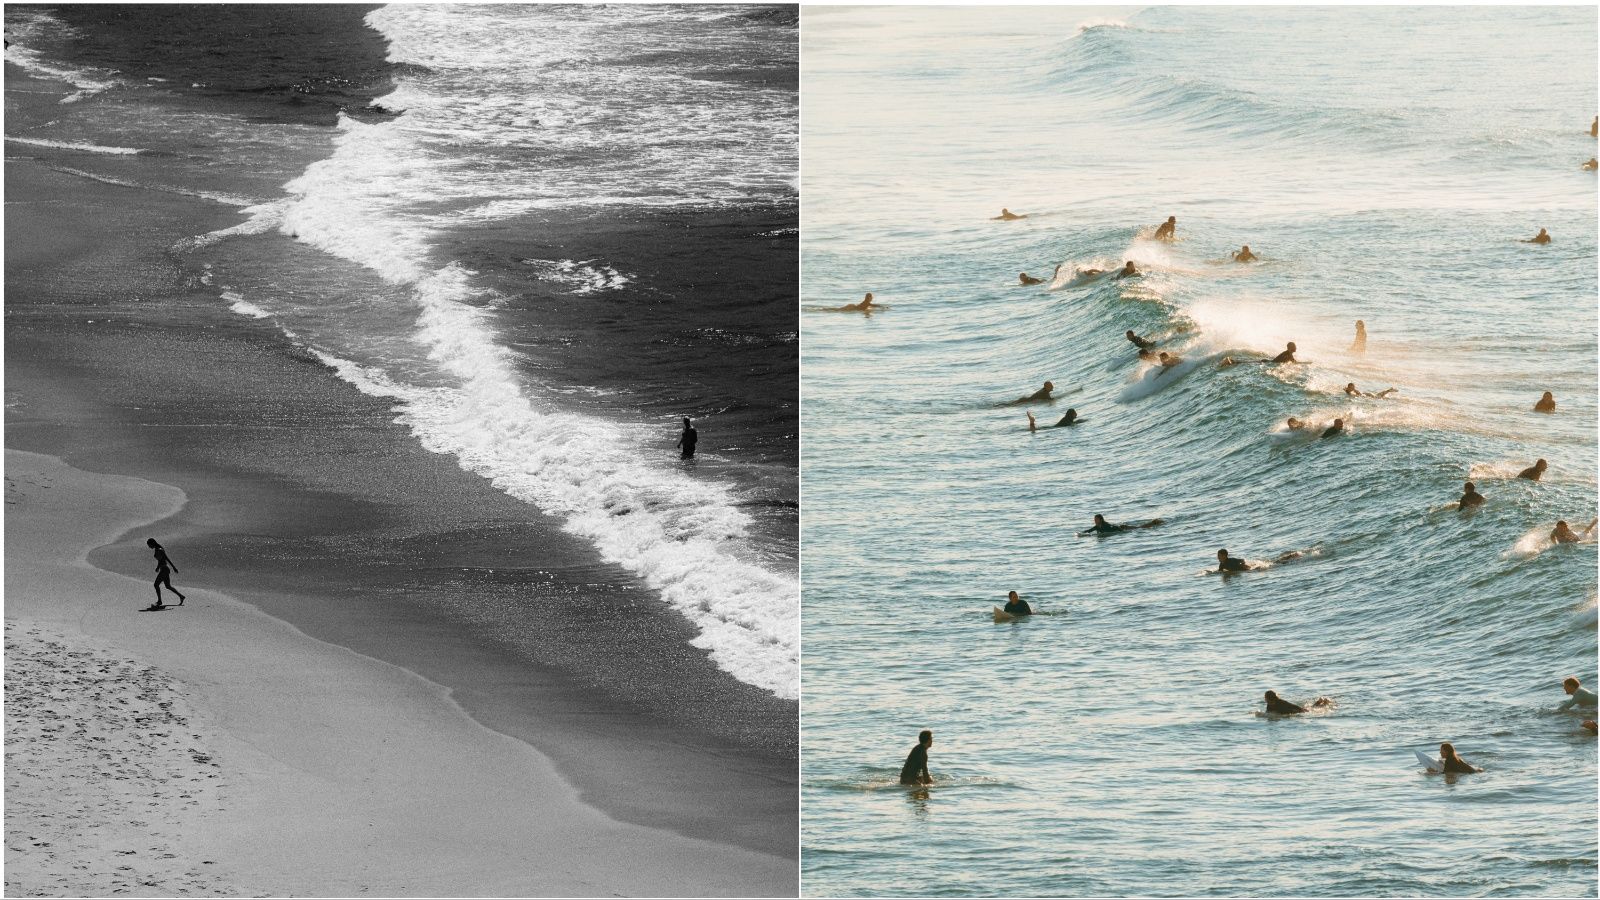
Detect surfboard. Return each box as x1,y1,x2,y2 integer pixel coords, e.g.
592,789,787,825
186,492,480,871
992,606,1014,622
1414,749,1444,773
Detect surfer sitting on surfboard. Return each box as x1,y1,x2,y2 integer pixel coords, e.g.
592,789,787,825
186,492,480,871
1003,591,1032,617
1079,514,1163,536
1263,690,1331,715
899,730,934,785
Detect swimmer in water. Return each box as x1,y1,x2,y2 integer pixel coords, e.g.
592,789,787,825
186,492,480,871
1521,228,1551,244
1263,691,1333,715
1517,459,1548,481
1350,320,1367,354
1156,351,1182,371
1560,676,1600,711
1271,341,1298,364
838,292,876,312
1007,381,1055,405
1153,215,1177,241
993,208,1026,220
1344,382,1397,399
146,539,185,608
1079,514,1163,535
1321,418,1345,439
1114,260,1140,279
1019,272,1044,285
1458,481,1485,509
676,417,698,459
1438,742,1481,774
1026,411,1037,433
1139,348,1158,361
1054,408,1081,427
899,730,934,785
1232,245,1258,262
1126,330,1156,350
1584,158,1598,171
1534,391,1556,413
1285,417,1306,431
1003,590,1033,617
1215,548,1253,573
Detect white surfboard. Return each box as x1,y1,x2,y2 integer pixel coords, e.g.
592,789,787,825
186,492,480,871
1414,749,1444,773
992,606,1015,622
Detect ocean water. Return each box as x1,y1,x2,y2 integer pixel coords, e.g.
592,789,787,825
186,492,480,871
7,5,798,699
800,7,1597,897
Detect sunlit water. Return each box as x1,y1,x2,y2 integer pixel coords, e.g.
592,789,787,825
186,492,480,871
800,7,1598,896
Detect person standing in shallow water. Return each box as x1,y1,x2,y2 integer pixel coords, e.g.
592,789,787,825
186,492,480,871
1535,391,1556,413
148,538,184,607
1350,320,1366,353
676,417,698,459
899,730,933,785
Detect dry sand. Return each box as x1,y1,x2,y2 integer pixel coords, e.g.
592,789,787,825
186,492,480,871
4,448,794,897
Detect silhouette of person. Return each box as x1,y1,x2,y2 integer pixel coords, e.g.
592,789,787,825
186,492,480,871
677,417,698,459
900,730,934,785
147,538,185,607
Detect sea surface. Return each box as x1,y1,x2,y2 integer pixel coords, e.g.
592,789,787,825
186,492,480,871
800,7,1598,896
6,4,798,699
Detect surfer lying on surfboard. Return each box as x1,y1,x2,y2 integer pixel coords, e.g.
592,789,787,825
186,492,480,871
1263,690,1332,715
1079,514,1164,536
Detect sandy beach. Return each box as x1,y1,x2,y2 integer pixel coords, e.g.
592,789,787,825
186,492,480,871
4,448,792,897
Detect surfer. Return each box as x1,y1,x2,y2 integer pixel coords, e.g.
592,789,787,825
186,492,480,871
1026,411,1037,433
1350,320,1367,354
1006,381,1056,405
1079,514,1162,535
1592,116,1597,138
1285,417,1307,431
1019,272,1044,285
1438,742,1481,774
1003,591,1033,617
1271,342,1298,364
1126,330,1156,351
899,730,934,785
1558,677,1598,711
1262,690,1332,715
676,417,698,459
1114,260,1140,279
1321,418,1345,439
1458,481,1486,509
1215,548,1253,573
1521,227,1551,244
837,292,876,312
1534,391,1556,413
993,208,1026,220
1551,518,1598,544
1344,382,1397,398
1153,215,1176,241
1054,408,1081,427
1516,459,1547,481
1584,158,1598,171
1232,245,1258,262
147,538,185,608
1155,352,1183,374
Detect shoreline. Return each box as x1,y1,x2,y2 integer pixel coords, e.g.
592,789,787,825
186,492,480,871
5,48,796,883
4,447,794,897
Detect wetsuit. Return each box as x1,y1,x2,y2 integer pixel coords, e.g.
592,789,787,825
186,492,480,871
1219,557,1251,573
1271,349,1296,364
1559,687,1599,711
1321,423,1344,439
1265,695,1307,715
1535,397,1556,412
1516,465,1543,481
1055,412,1079,427
678,426,698,459
1128,334,1155,350
1442,756,1479,774
1003,598,1033,617
1020,274,1043,285
1459,491,1485,509
899,743,930,785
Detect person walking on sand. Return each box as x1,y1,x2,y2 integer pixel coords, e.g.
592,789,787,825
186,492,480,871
148,538,185,607
676,417,698,459
900,730,934,785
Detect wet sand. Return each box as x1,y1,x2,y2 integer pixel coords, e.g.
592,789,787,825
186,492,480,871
4,449,792,897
